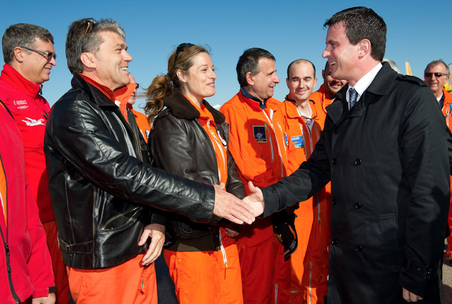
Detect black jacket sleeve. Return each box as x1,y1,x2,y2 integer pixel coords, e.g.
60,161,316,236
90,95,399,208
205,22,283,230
397,85,450,297
261,128,331,217
45,95,216,224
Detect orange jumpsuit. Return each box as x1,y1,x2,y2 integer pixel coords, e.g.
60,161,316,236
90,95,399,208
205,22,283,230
68,254,157,304
220,89,290,304
280,94,327,304
131,109,151,142
114,82,151,143
309,84,333,123
163,97,243,304
294,86,334,304
441,88,452,259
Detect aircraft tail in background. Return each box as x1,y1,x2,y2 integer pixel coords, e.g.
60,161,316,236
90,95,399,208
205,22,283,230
405,62,412,76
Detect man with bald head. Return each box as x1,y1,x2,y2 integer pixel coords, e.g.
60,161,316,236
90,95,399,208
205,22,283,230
282,59,320,181
280,59,329,304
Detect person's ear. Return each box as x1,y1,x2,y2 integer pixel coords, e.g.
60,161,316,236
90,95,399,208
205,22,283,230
80,52,96,69
357,39,371,58
176,69,187,83
14,46,26,63
246,72,255,86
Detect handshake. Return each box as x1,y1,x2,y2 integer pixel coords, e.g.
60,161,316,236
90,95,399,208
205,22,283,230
213,181,266,225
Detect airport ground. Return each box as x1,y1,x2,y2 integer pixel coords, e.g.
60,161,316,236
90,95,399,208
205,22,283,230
443,254,452,303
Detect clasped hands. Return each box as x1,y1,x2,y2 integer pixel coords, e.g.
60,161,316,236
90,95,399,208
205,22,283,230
213,181,265,225
214,183,425,303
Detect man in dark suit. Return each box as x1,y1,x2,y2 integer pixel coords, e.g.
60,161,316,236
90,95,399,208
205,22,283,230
245,6,449,304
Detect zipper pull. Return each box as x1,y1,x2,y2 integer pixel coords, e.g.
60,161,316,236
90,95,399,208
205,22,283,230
4,243,11,273
216,130,227,147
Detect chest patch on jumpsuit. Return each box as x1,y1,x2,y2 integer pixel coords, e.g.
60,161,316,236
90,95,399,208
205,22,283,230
253,126,267,143
291,135,304,148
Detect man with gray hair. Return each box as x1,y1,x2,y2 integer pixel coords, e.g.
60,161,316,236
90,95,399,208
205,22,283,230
220,47,291,304
0,23,63,304
45,18,255,303
424,60,451,110
424,60,452,263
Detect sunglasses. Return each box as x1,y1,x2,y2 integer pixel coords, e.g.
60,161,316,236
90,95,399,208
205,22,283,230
424,72,448,78
20,46,56,61
82,19,97,39
173,43,194,68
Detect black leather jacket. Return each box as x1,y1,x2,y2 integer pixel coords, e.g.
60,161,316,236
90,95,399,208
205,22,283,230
45,74,216,269
150,90,245,251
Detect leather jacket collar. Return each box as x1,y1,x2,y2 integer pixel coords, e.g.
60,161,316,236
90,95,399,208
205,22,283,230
164,90,225,124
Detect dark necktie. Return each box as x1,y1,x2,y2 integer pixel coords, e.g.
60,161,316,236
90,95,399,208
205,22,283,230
349,87,358,109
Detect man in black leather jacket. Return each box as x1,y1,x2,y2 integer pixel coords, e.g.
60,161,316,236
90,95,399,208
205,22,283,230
44,18,255,303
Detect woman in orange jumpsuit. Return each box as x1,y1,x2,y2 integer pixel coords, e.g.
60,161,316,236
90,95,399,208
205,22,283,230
145,44,244,304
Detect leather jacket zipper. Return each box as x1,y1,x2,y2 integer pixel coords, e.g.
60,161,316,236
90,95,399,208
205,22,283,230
101,206,140,231
128,110,143,162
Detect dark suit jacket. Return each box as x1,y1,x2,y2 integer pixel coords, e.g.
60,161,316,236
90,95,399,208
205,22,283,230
262,63,450,304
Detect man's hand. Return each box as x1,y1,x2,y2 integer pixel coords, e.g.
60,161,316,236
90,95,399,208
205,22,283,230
402,287,423,302
138,224,165,266
32,293,56,304
213,184,255,225
243,181,265,217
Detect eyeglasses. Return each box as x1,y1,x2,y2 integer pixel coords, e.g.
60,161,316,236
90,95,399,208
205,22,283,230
82,19,97,39
424,72,449,78
20,46,56,61
173,43,194,68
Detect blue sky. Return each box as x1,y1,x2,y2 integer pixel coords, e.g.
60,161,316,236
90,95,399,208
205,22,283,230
1,1,451,112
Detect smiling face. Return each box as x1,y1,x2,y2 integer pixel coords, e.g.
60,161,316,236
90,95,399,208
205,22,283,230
20,38,56,84
90,31,132,91
246,57,280,101
322,23,360,86
286,61,317,105
424,63,449,98
323,63,346,98
179,52,216,105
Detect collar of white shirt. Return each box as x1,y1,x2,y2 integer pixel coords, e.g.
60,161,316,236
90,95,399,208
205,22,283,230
347,63,383,109
437,93,444,102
